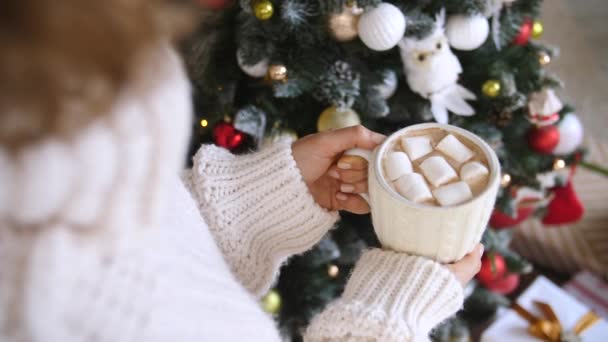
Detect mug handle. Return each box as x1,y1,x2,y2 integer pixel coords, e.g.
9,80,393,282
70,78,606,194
343,148,373,204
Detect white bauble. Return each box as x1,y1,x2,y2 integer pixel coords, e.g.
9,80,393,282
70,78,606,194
552,113,584,155
446,14,489,50
374,70,398,99
358,3,406,51
236,50,269,78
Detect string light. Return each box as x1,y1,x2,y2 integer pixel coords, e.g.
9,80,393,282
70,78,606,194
200,119,209,127
539,51,551,65
553,159,566,170
327,264,339,278
501,173,512,187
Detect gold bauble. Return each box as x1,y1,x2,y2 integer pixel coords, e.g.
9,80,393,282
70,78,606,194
253,0,274,21
482,80,501,98
538,51,551,65
268,64,287,81
261,289,281,314
328,11,359,42
531,20,544,39
317,106,361,132
327,264,340,278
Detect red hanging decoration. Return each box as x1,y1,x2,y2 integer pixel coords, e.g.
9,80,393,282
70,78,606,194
485,273,520,295
490,206,535,229
527,125,560,154
513,18,533,46
491,187,545,229
542,158,585,225
476,253,507,287
542,181,584,225
213,121,245,150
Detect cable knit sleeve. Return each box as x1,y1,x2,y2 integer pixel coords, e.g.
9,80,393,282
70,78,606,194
304,249,464,342
185,139,339,297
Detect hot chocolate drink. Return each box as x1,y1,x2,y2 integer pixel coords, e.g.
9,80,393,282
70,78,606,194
382,128,490,207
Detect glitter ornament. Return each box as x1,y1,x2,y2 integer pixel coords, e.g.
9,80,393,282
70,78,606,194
374,69,398,99
237,50,269,78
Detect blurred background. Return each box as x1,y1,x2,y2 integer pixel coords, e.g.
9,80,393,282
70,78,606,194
543,0,608,141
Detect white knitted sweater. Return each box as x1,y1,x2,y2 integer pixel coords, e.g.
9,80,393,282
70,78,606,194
0,46,463,341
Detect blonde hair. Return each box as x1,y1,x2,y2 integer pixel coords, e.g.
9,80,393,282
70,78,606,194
0,0,194,149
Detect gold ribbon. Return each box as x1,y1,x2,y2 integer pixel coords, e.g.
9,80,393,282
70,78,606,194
511,301,600,341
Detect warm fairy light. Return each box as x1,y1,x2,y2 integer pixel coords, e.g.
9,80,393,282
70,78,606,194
553,159,566,170
200,119,209,127
539,52,552,65
501,174,512,187
327,264,339,278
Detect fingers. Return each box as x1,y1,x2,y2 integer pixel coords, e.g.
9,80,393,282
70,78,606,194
339,181,367,194
447,244,484,287
322,125,386,156
337,155,368,171
336,193,370,214
328,166,367,183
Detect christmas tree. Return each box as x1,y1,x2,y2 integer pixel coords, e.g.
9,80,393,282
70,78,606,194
184,0,586,340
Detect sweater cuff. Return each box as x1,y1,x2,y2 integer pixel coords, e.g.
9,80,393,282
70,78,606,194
305,249,463,342
188,139,339,297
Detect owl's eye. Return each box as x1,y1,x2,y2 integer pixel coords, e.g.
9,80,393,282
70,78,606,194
436,42,442,50
417,54,426,62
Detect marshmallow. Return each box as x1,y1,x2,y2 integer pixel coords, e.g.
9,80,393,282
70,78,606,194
419,156,458,187
384,151,413,181
433,181,473,206
401,135,433,160
394,173,433,203
460,161,489,182
436,134,475,164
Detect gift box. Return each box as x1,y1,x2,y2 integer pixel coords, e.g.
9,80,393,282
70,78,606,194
564,271,608,320
481,276,608,341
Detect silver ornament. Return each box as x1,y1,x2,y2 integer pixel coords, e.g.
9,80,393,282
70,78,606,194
374,70,398,99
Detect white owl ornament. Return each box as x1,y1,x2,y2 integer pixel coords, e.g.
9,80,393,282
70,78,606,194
398,10,476,124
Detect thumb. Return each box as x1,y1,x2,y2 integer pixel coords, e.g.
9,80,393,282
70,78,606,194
322,125,386,156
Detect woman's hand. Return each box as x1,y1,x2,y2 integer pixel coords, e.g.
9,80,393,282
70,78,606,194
291,125,385,214
446,244,484,287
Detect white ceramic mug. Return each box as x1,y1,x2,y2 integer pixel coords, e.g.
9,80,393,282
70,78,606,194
347,123,500,263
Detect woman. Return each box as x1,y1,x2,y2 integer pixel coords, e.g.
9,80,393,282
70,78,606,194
0,0,482,341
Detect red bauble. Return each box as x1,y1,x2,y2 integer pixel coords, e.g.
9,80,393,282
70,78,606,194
476,254,507,287
527,125,560,154
213,121,244,150
485,273,520,295
542,181,584,225
197,0,234,10
513,18,533,46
